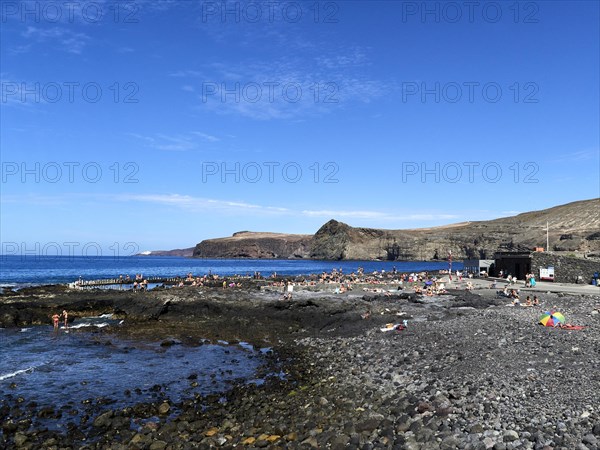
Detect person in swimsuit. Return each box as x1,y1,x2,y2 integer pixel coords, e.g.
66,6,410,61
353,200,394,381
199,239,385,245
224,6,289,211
52,313,60,329
62,310,68,328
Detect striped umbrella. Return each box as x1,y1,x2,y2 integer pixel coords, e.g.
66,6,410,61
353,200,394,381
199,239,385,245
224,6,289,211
539,311,566,327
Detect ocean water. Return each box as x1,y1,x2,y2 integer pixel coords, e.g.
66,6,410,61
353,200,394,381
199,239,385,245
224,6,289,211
0,316,269,430
0,255,461,288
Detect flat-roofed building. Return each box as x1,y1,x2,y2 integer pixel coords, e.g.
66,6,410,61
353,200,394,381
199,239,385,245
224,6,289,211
463,259,495,277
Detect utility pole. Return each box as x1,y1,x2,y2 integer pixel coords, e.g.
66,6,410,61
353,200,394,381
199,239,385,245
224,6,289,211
546,221,549,252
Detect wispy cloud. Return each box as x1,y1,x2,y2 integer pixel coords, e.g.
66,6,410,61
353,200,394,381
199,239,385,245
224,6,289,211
22,26,90,54
140,0,182,13
1,194,70,206
301,210,460,221
2,192,461,225
190,131,220,142
0,193,280,214
315,47,370,69
8,44,32,55
552,149,600,163
0,75,45,109
152,134,197,151
114,193,290,214
169,70,204,78
115,194,460,223
128,131,221,151
188,59,390,120
172,40,390,120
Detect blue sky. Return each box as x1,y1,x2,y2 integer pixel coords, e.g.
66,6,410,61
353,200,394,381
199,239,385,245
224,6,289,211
1,0,599,255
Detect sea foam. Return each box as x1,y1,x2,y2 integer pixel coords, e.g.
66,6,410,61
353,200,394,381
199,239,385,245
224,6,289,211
0,367,34,381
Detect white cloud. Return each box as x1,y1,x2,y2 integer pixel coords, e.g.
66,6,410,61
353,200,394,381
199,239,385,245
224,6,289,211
112,194,461,223
113,193,290,214
128,131,223,150
22,26,90,54
0,75,46,109
174,45,391,120
127,132,218,152
1,192,458,223
8,44,32,55
190,131,220,142
169,70,203,77
315,47,370,69
301,210,460,222
553,149,599,163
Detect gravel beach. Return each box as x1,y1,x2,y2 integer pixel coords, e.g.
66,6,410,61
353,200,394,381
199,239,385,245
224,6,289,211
1,278,599,449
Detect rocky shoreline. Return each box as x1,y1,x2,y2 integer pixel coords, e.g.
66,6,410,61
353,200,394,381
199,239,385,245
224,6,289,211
1,279,599,449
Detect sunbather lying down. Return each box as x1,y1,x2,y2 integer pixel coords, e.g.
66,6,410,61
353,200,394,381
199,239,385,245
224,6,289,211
556,323,586,330
380,322,406,332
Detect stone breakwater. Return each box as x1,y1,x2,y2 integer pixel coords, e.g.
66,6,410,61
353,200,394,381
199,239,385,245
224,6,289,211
1,282,599,449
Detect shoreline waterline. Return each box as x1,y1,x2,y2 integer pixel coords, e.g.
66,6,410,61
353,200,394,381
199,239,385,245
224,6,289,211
0,255,463,287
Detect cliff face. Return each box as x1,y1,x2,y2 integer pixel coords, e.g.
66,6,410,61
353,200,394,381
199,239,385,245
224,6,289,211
193,232,313,259
193,199,600,260
310,199,600,260
309,220,388,260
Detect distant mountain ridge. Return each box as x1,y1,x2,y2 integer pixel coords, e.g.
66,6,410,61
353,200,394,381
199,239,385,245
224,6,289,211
185,199,599,260
137,248,195,257
309,198,600,260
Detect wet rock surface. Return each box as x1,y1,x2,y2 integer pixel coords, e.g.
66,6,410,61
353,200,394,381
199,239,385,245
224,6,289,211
1,283,599,449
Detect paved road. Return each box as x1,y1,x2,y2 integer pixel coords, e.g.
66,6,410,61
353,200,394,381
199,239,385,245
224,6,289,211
462,277,600,295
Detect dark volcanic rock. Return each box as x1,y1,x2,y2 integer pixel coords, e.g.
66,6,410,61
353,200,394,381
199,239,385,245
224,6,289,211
193,231,312,259
192,199,600,261
2,279,599,450
310,199,600,260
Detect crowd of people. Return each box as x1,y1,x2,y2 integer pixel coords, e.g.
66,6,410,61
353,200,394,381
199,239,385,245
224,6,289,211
105,267,547,308
261,269,461,299
264,268,547,305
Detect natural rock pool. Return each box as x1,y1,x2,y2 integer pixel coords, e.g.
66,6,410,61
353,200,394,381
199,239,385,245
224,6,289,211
0,315,270,431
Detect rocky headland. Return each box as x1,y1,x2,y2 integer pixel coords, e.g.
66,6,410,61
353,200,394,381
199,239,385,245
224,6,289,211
192,199,600,261
193,232,313,259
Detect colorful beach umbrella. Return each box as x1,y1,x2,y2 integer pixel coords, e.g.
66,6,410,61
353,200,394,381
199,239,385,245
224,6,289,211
539,311,566,327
